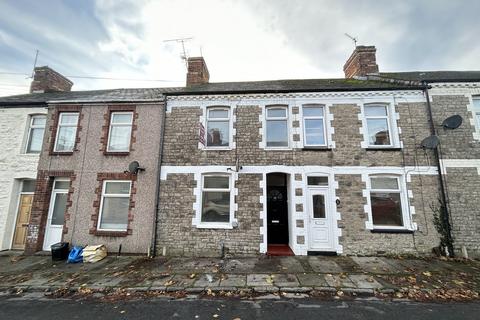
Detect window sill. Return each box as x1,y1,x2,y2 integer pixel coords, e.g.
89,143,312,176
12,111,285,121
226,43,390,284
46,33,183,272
104,151,130,156
264,147,292,151
195,223,233,230
302,147,332,151
370,228,414,234
202,147,233,151
51,151,74,156
93,230,129,237
365,147,402,151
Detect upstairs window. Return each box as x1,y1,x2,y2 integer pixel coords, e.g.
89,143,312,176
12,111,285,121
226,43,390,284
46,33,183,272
98,181,131,231
26,115,46,153
54,113,79,152
364,104,392,147
369,176,404,227
206,107,230,147
302,104,326,146
107,112,133,152
201,175,231,223
266,106,288,147
473,97,480,129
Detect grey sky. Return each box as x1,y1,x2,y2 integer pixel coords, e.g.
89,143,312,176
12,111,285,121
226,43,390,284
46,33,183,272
0,0,478,96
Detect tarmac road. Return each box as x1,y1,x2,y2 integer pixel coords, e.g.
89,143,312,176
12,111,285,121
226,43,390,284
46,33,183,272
0,294,479,320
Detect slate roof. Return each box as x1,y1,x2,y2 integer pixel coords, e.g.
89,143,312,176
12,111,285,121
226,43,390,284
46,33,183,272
0,78,423,106
378,71,480,83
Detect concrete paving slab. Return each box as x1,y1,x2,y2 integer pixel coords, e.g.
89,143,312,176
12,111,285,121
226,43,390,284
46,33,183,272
246,274,274,286
219,274,246,287
223,258,257,273
324,274,356,288
278,257,305,273
271,273,299,287
193,274,220,287
253,258,283,273
89,276,123,288
348,274,384,289
297,273,328,287
351,256,400,274
307,257,343,273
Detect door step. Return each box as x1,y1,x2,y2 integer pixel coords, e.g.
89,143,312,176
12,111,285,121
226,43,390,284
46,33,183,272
267,244,294,256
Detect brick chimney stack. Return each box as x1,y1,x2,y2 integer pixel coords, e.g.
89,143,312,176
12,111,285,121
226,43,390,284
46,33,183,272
30,66,73,93
186,57,209,86
343,46,379,78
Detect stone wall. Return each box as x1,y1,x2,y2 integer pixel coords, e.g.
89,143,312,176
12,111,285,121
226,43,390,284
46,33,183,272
157,173,263,257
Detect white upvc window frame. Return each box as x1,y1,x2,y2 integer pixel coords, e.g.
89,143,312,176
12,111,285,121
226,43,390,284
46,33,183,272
54,112,79,152
362,103,399,149
106,111,134,152
302,104,327,147
97,180,132,232
25,114,46,154
472,97,480,131
196,173,235,229
205,106,232,149
265,105,290,149
366,174,412,231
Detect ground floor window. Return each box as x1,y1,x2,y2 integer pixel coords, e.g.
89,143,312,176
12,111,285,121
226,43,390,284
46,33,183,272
98,181,131,231
201,175,231,223
369,176,404,227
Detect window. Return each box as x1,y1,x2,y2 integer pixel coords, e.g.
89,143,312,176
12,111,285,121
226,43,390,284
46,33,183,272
98,181,131,231
307,176,328,186
26,115,46,153
206,107,230,147
473,97,480,129
303,105,326,146
54,113,79,152
266,106,288,147
364,104,392,147
369,176,404,227
201,175,231,223
21,180,36,193
107,112,133,152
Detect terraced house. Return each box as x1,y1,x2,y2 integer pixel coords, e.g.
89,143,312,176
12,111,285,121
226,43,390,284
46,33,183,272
0,46,479,258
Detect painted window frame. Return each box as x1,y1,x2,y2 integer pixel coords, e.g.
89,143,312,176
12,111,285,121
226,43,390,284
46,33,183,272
265,105,290,149
97,180,132,232
302,104,328,147
25,114,46,154
366,174,412,231
53,112,79,152
205,106,232,149
362,103,400,149
196,173,235,229
106,111,134,153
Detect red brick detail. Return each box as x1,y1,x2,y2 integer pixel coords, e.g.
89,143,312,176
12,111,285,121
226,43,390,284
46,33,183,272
343,46,379,78
24,170,75,254
90,172,137,237
30,66,73,93
99,105,138,156
48,105,83,155
186,57,209,86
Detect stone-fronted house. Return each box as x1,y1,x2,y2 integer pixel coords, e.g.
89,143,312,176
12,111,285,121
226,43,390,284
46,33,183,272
0,46,478,258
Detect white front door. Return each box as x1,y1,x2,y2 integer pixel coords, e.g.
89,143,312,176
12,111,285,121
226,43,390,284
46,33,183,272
307,189,335,252
43,181,69,251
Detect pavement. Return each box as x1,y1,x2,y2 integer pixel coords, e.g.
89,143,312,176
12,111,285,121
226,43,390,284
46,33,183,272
1,294,480,320
0,251,479,301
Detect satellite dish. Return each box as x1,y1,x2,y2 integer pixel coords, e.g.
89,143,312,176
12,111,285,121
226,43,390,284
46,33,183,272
442,115,463,130
128,161,145,174
420,135,440,149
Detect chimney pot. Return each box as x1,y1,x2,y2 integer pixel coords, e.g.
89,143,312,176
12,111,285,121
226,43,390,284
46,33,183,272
343,46,379,78
186,57,209,86
30,66,73,93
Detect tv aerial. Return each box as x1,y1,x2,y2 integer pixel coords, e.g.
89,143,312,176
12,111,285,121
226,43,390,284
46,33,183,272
344,33,358,47
163,37,193,69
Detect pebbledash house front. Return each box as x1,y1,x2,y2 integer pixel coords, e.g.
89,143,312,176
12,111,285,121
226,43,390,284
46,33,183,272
155,51,444,257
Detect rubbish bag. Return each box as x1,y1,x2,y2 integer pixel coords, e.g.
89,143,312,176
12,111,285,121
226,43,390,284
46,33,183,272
67,246,84,264
83,244,107,263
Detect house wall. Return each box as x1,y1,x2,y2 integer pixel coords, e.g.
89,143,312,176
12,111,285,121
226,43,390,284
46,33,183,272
26,102,164,254
157,91,442,257
0,106,46,250
430,83,480,258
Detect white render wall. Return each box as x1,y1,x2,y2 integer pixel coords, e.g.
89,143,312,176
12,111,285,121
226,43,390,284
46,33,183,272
0,106,46,250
